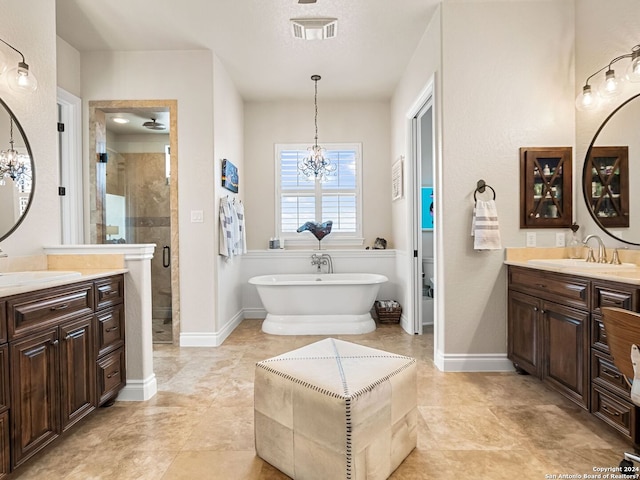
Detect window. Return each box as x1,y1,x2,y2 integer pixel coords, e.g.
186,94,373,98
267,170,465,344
276,143,363,245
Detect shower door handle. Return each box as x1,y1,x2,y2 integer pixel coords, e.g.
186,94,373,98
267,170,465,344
163,245,171,268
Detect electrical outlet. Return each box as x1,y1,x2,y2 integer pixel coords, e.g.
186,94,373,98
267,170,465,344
526,232,536,247
190,210,204,223
555,232,566,247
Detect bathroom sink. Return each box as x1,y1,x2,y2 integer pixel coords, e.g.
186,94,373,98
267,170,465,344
527,258,637,271
0,271,82,287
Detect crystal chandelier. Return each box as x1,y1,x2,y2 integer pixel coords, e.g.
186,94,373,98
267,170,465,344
299,75,336,181
0,118,30,185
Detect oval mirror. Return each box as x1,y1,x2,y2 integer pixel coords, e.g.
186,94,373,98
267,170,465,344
583,92,640,246
0,98,34,242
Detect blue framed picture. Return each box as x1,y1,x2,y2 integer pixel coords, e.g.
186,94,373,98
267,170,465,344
421,187,434,230
222,159,239,193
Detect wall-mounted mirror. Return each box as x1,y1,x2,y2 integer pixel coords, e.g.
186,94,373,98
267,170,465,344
0,98,34,242
583,93,640,246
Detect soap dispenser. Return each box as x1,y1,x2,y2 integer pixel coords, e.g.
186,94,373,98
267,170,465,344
567,223,582,259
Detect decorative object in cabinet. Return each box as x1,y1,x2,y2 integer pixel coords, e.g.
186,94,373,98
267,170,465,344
584,146,629,228
520,147,572,228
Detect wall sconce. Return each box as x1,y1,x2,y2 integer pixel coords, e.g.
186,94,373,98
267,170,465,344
0,38,38,94
576,44,640,111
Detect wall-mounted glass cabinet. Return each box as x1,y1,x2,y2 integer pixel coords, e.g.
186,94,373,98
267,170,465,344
520,147,573,228
584,146,629,228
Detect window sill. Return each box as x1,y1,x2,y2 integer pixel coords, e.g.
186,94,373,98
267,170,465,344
279,236,365,248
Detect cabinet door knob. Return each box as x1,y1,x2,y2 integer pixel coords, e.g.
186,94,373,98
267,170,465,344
51,339,59,346
533,307,538,312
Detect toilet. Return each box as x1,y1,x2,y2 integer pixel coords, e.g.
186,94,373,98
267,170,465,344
422,257,434,325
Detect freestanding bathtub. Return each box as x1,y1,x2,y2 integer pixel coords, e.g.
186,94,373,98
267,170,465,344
248,273,388,335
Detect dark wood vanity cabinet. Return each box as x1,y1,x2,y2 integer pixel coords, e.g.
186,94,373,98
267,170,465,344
507,267,590,408
508,266,640,444
0,274,125,473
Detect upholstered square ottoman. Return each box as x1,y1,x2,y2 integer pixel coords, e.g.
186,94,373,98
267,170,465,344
254,338,417,479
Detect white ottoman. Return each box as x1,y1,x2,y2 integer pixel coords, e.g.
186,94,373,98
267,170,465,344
254,338,417,480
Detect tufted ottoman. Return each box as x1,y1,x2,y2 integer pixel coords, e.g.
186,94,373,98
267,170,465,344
254,338,417,479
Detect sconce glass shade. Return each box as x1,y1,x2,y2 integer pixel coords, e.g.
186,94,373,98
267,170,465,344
6,62,37,93
0,51,8,76
598,69,624,99
576,84,600,111
627,52,640,82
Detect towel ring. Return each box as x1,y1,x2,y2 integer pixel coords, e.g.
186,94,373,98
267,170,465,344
474,180,496,201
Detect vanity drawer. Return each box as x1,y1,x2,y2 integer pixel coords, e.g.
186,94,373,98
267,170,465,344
7,283,94,339
508,267,589,309
591,349,630,397
592,281,639,315
592,383,637,440
95,275,124,311
591,315,609,353
95,305,124,357
97,347,125,405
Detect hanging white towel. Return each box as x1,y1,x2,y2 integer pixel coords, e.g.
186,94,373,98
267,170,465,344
235,200,247,255
471,199,502,250
219,197,234,257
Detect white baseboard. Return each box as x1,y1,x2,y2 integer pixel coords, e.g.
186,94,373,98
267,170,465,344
243,307,266,319
434,351,515,372
179,310,244,347
118,374,158,401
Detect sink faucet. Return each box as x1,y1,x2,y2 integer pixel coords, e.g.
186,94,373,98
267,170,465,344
583,234,608,263
310,253,333,274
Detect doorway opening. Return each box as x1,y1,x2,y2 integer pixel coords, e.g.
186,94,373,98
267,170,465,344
88,100,180,344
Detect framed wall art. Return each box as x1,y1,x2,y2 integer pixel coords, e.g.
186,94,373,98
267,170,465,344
222,159,239,193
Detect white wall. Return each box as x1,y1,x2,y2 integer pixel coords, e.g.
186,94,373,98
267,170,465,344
213,53,245,341
56,36,81,98
0,0,60,254
243,100,392,250
392,1,575,366
81,50,220,342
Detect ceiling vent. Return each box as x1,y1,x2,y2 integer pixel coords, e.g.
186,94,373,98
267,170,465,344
290,18,337,40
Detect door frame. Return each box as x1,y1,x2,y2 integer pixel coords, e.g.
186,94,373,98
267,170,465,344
88,100,181,344
406,75,440,355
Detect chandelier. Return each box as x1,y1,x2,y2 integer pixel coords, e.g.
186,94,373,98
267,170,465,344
0,118,30,185
576,43,640,111
299,74,336,181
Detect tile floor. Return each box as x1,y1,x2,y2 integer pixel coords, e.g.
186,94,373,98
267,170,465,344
11,320,636,479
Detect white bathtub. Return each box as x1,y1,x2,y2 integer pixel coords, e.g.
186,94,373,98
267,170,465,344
248,273,388,335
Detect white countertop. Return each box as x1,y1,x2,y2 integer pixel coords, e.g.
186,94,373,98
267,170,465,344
0,269,128,298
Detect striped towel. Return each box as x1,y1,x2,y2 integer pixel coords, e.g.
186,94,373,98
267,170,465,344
471,199,501,250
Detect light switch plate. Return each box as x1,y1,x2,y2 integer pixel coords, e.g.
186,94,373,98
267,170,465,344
191,210,204,223
555,232,566,247
526,232,536,247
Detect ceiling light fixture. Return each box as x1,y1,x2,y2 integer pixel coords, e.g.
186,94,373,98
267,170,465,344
112,117,130,124
0,117,30,185
576,43,640,111
0,38,38,94
290,18,337,40
142,118,166,130
299,75,336,182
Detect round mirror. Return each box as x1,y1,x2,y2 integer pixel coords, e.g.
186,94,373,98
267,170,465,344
0,98,34,242
583,93,640,245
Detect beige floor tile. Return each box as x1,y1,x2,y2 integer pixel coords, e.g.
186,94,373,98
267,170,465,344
8,319,637,479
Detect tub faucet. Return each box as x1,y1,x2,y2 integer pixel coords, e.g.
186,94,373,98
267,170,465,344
0,248,6,258
311,253,333,274
583,234,607,263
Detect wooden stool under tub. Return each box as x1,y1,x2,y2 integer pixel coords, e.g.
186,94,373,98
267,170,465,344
254,338,417,479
